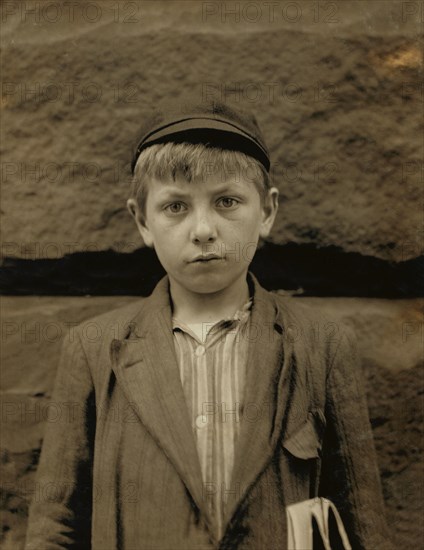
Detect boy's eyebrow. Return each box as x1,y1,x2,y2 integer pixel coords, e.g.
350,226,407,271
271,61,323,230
157,188,192,199
210,183,246,195
157,183,245,200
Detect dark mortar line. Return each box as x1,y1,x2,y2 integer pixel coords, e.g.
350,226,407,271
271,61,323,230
0,243,423,298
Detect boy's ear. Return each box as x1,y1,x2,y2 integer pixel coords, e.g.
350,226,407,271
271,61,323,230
259,187,279,239
126,198,154,248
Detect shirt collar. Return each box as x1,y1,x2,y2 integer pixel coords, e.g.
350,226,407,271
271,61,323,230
171,273,255,333
123,269,284,342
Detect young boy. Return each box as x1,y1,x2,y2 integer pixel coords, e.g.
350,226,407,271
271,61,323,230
25,100,392,549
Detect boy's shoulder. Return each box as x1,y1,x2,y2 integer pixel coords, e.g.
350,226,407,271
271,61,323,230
74,297,148,345
271,291,328,326
270,291,355,351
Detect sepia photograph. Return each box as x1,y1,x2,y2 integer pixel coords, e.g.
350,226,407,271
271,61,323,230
1,1,423,548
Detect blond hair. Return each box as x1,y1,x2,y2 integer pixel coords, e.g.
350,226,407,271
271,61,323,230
130,142,270,222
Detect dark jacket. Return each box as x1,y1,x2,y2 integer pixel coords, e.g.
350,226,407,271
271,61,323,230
25,272,392,549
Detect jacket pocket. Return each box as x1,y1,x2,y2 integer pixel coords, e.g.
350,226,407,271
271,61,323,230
282,410,326,460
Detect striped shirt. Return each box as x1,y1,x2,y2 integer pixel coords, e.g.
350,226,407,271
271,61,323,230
171,297,253,539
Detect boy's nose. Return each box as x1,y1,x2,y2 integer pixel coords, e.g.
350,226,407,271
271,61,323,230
190,212,217,243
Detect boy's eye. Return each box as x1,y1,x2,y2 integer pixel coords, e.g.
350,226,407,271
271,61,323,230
217,197,239,208
164,202,186,214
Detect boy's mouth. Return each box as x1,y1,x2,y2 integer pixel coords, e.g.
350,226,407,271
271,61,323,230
191,254,223,263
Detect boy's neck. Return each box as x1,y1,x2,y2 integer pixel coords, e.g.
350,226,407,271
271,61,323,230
169,272,251,325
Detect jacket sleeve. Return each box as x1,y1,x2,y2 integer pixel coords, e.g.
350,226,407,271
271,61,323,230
318,325,394,550
24,329,95,550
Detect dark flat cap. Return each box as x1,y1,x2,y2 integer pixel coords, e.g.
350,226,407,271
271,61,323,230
131,99,270,175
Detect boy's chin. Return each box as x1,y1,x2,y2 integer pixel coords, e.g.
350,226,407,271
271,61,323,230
186,281,227,295
177,269,248,296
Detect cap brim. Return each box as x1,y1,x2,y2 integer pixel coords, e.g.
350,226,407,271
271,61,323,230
131,116,270,174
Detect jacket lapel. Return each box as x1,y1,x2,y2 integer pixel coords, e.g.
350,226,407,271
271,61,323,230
222,275,286,524
109,275,214,531
223,273,305,528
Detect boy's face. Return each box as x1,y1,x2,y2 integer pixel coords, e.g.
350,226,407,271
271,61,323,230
127,172,279,296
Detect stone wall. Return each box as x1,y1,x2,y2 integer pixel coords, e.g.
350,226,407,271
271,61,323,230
1,1,422,262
